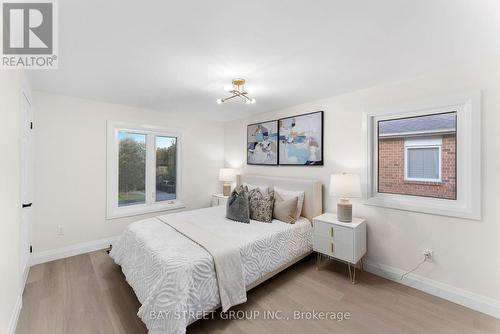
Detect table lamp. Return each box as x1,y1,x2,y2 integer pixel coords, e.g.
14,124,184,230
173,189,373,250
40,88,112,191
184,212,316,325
219,168,236,196
330,173,361,222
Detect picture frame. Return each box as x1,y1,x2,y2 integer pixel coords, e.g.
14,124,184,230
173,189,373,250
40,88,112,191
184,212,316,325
247,120,279,165
278,111,324,166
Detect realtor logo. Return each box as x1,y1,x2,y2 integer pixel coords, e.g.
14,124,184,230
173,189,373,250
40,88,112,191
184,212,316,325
1,0,58,69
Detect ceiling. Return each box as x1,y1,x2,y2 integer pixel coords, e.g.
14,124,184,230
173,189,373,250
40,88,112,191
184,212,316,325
28,0,500,121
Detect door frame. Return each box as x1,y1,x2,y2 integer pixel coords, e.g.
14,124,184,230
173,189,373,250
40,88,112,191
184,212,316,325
19,80,33,289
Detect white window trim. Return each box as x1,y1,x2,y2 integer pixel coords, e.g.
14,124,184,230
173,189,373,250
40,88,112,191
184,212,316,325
362,91,481,220
106,121,185,220
404,137,442,183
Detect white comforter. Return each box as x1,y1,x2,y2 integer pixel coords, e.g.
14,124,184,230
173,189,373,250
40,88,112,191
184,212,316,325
110,206,313,334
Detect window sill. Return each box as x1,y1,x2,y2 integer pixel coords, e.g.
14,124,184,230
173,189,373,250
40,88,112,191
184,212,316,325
363,193,479,220
403,180,443,186
106,201,186,220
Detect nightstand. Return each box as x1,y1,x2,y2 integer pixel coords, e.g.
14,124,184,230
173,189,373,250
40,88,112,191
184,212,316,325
313,213,366,284
211,194,228,207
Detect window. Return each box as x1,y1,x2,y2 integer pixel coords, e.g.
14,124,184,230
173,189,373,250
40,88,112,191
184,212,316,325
377,113,456,200
363,92,481,219
404,137,442,182
107,122,184,219
155,136,177,202
118,132,146,206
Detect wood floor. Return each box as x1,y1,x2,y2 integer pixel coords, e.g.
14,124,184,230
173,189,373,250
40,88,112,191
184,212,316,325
17,250,500,334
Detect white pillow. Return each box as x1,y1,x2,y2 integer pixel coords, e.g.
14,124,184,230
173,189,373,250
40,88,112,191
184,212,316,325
243,183,269,193
274,187,305,220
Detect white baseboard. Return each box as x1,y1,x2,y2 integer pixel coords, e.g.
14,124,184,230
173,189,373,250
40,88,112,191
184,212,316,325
7,258,31,334
363,259,500,319
22,261,30,288
31,236,118,266
7,295,22,334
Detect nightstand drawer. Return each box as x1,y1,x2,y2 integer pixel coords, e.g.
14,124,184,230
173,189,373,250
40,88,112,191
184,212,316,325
313,235,354,262
314,220,353,241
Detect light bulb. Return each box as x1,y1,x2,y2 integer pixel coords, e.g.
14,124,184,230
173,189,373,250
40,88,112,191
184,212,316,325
251,98,256,104
216,98,222,104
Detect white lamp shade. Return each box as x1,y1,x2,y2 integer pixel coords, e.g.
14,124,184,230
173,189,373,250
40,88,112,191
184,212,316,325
329,173,361,198
219,168,236,182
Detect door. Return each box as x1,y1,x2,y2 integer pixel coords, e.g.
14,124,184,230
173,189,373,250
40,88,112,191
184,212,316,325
20,92,33,282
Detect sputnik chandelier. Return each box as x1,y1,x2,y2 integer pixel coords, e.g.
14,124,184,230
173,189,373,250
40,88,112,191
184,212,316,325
216,78,256,105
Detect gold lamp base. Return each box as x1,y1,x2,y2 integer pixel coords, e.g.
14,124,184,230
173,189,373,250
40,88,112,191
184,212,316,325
223,182,231,196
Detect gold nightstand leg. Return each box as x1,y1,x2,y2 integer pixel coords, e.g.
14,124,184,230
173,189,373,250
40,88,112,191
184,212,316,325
347,262,357,284
316,252,321,270
360,258,364,272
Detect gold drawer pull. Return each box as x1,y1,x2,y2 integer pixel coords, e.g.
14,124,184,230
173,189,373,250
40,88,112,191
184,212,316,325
330,243,334,253
330,227,334,238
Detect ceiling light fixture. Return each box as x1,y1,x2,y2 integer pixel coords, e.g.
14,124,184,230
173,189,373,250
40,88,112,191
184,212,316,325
216,78,256,105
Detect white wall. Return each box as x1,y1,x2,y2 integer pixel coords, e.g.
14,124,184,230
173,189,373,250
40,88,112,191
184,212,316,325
0,71,23,333
33,92,225,252
224,61,500,303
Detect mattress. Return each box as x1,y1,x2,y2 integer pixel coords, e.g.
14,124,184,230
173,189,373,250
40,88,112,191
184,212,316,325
110,205,313,334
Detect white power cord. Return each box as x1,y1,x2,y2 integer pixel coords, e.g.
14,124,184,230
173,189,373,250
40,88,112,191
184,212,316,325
400,256,427,281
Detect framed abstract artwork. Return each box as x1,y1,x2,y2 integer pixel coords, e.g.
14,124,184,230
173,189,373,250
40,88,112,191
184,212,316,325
278,111,323,165
247,120,278,165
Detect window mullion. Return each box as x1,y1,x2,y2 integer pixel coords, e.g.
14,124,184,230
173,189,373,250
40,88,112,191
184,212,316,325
145,133,155,206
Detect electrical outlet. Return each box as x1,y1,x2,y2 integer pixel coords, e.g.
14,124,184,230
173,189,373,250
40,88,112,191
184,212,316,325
57,225,64,236
423,249,433,260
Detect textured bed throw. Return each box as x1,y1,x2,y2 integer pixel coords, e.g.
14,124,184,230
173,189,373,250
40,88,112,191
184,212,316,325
157,215,247,312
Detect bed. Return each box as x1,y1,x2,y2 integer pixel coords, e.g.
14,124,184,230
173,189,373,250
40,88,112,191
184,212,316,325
110,175,322,334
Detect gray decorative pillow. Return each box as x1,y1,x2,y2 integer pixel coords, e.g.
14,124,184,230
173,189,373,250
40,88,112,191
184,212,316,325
226,185,250,223
249,189,274,223
273,193,298,224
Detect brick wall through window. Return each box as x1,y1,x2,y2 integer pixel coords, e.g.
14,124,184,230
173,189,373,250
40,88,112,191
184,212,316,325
378,134,456,199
